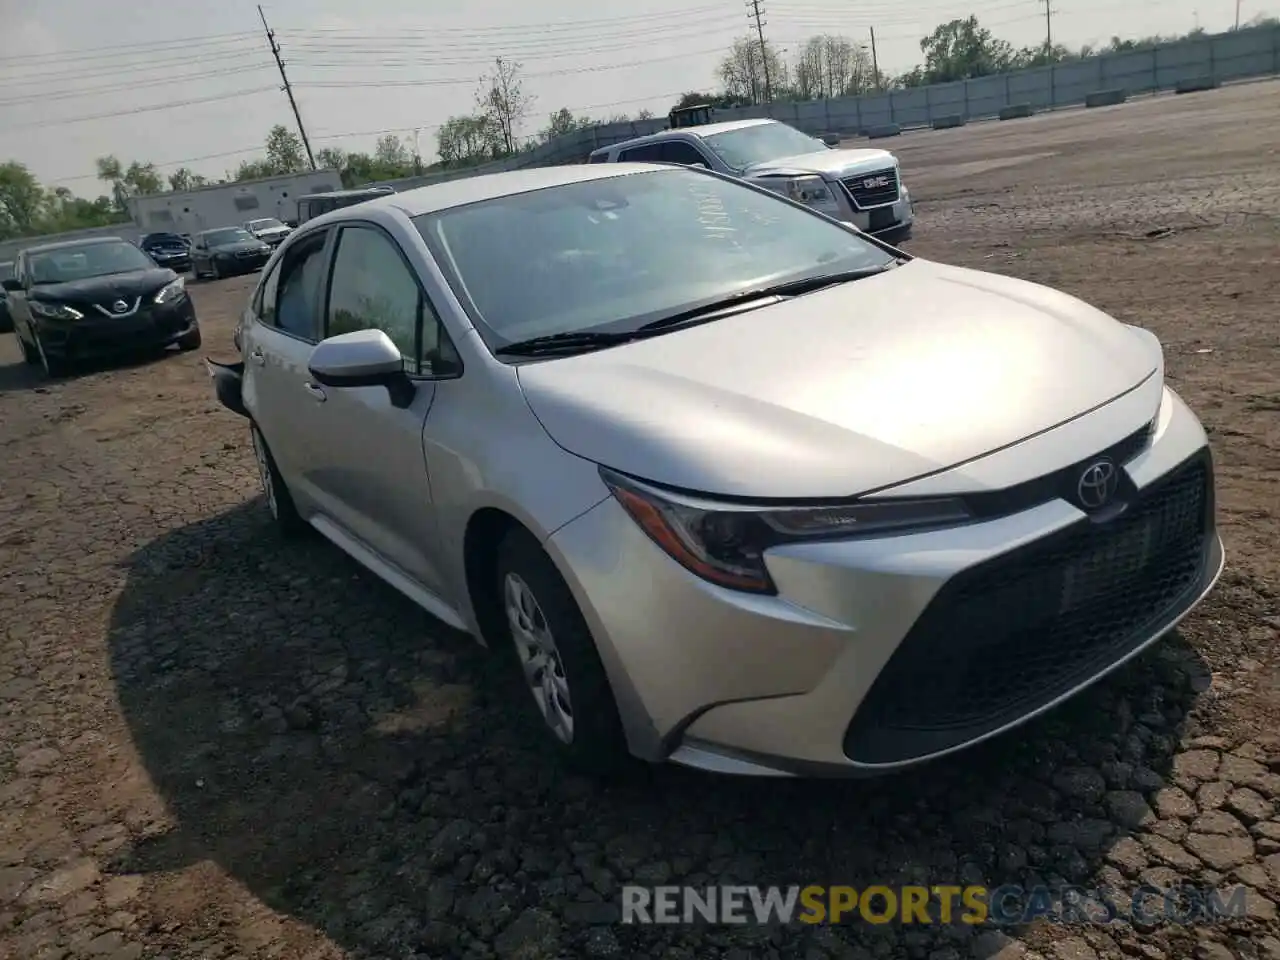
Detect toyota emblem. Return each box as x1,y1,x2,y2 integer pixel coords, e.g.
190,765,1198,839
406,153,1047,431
111,299,129,314
1077,460,1119,510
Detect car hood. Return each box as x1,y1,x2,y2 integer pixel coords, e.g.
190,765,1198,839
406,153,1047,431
254,227,290,239
516,260,1161,499
744,147,898,180
30,268,177,307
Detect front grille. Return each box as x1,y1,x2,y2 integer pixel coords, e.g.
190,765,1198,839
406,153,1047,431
843,452,1212,765
841,168,900,209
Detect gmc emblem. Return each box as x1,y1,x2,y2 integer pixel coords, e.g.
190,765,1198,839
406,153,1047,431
863,175,891,189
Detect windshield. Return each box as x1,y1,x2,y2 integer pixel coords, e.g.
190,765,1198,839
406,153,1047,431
204,228,254,246
247,219,284,231
27,241,156,284
415,167,893,351
703,123,829,170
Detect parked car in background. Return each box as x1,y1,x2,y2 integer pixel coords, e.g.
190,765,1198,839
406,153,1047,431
244,217,292,248
206,163,1221,777
190,227,273,280
0,260,13,333
139,232,192,274
3,236,199,376
591,118,915,245
295,186,395,225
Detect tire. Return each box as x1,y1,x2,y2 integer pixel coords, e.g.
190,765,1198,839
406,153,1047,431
211,259,222,281
17,331,39,365
177,326,202,351
34,332,67,378
249,423,306,536
494,527,629,775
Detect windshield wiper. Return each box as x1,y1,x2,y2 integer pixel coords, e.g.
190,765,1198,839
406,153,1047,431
493,330,641,357
636,264,897,333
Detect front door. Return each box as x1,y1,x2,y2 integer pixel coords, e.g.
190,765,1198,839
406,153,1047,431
240,227,332,514
303,221,459,595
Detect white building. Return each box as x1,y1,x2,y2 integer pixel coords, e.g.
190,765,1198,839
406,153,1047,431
126,169,343,236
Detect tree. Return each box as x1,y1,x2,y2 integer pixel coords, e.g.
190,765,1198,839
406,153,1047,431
916,17,1016,83
436,114,503,168
791,35,877,99
374,134,410,168
264,124,307,174
540,107,590,142
316,147,347,172
717,37,788,104
476,58,532,155
167,167,206,192
0,161,46,237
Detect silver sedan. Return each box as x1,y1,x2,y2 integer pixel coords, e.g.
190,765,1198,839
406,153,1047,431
209,162,1224,777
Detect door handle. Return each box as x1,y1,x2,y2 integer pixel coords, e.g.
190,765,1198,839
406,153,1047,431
248,349,265,365
303,381,327,402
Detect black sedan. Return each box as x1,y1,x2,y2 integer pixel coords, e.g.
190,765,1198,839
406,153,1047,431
3,237,200,377
0,260,12,333
139,232,192,273
190,227,273,280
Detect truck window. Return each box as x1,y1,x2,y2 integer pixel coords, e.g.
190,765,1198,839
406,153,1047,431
659,142,710,166
618,144,662,163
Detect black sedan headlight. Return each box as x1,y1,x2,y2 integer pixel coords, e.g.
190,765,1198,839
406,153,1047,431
30,300,84,321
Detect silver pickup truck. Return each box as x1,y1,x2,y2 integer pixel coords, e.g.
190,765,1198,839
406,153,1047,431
589,118,914,245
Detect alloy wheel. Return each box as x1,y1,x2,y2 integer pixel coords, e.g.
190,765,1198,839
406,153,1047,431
504,572,575,743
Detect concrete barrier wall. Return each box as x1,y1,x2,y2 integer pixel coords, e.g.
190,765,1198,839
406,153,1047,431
394,22,1279,179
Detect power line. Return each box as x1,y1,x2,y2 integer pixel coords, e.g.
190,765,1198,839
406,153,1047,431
0,33,261,66
6,87,277,132
0,65,276,108
259,4,316,171
275,5,734,36
1,49,271,88
291,46,727,88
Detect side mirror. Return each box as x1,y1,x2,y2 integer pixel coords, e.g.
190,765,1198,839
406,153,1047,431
1,278,20,293
308,329,415,408
822,134,840,147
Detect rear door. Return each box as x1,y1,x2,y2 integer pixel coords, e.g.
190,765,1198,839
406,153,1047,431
301,219,462,593
240,227,333,511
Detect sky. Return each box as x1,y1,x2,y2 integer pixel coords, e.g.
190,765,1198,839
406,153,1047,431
0,0,1267,197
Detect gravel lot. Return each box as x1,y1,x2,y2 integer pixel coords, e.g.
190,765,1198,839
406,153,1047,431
2,81,1279,960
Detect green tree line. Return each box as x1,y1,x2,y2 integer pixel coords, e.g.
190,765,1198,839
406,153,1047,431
2,13,1276,242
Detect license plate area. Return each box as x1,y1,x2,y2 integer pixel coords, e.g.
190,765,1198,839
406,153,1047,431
868,207,898,231
1059,515,1159,613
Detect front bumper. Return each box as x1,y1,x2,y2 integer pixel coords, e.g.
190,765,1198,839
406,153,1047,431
35,295,198,360
840,186,914,244
216,251,271,274
151,254,192,272
545,386,1222,776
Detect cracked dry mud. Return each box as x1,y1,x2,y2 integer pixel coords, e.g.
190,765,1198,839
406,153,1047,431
2,81,1279,960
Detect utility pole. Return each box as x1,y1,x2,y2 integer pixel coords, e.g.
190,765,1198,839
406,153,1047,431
869,27,881,90
259,4,316,170
1043,0,1053,54
1235,0,1242,29
747,0,773,103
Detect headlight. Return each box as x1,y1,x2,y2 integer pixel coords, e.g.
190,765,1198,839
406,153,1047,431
600,467,971,594
29,300,83,321
784,175,840,211
154,277,186,304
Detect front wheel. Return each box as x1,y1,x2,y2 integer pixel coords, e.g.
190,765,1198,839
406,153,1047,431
177,326,202,351
34,333,66,378
250,423,306,536
495,528,629,775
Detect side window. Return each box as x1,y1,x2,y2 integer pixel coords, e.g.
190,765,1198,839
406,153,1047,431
254,260,280,327
660,141,710,167
255,232,327,341
618,144,662,162
325,226,458,377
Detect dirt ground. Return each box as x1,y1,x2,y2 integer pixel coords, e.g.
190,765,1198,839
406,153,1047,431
1,81,1278,960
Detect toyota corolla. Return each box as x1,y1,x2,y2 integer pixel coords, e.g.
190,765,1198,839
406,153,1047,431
207,163,1223,777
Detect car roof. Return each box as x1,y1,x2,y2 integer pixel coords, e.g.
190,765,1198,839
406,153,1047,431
591,118,778,156
298,187,393,201
303,164,678,225
20,236,129,255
